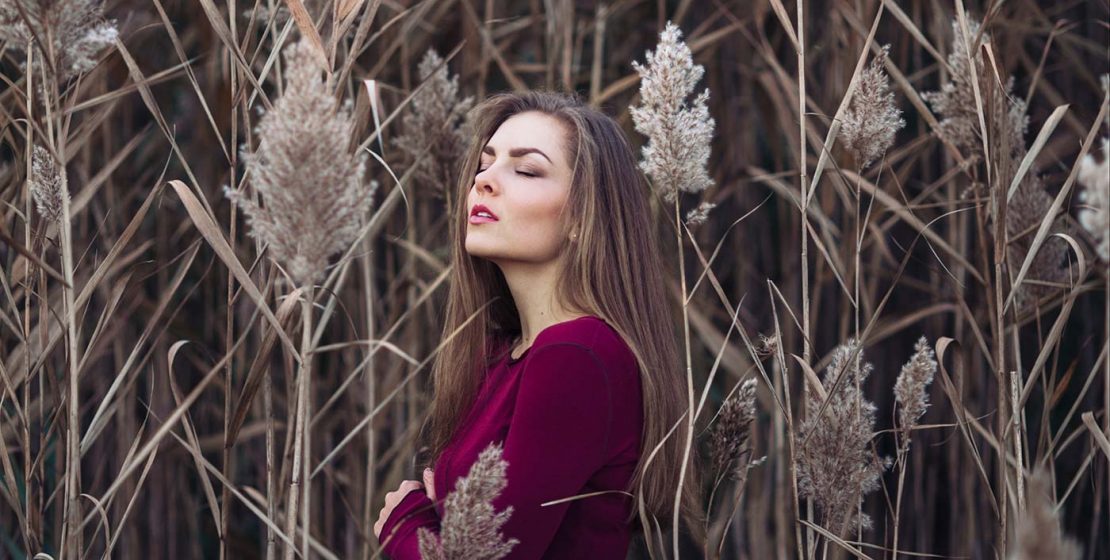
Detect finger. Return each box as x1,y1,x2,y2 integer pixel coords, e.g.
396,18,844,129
423,469,435,500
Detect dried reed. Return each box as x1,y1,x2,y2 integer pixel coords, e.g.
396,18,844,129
417,441,519,560
795,339,890,539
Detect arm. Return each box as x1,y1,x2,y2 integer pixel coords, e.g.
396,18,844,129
494,343,614,558
379,343,614,558
377,487,440,559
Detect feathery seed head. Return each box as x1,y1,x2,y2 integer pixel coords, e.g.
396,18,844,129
925,17,1074,312
1078,76,1109,262
30,145,66,223
629,21,715,203
709,378,758,481
394,48,475,198
1078,138,1109,262
224,38,373,287
795,338,890,536
756,332,779,360
684,200,716,227
922,18,1028,158
417,441,519,560
839,44,905,168
893,336,937,451
1010,468,1082,560
0,0,118,82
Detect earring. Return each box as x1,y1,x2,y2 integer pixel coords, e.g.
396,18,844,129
570,232,578,241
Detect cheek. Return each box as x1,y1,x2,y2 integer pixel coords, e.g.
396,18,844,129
511,190,568,244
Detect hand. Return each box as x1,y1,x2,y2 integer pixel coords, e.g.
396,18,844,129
373,480,424,540
423,468,436,501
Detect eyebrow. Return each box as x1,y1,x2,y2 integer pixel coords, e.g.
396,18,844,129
481,145,553,164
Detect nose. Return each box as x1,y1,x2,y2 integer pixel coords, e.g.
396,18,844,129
474,167,498,195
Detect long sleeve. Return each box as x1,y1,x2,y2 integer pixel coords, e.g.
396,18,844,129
493,343,614,558
378,340,618,559
378,487,440,559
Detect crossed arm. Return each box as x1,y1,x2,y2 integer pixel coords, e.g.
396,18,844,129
377,344,614,559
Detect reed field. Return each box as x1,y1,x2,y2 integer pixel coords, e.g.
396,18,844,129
1,0,1108,558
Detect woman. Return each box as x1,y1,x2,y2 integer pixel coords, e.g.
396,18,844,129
374,90,705,558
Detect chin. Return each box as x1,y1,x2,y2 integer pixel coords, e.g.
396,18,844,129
464,239,500,259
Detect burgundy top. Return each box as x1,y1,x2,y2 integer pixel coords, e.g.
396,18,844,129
377,315,644,559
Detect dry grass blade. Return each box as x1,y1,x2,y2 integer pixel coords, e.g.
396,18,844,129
1012,233,1087,413
310,301,490,477
806,2,884,206
1081,412,1110,460
193,0,273,110
1004,97,1108,313
81,240,202,454
113,38,209,209
0,222,67,286
765,0,799,51
168,179,301,362
284,0,328,67
933,337,999,517
150,0,229,162
225,285,302,447
798,519,874,560
458,0,526,92
1006,104,1068,203
166,340,223,540
833,167,985,285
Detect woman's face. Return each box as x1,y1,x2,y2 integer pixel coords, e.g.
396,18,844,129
465,111,574,264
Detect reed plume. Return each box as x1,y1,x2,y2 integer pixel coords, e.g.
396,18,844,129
684,201,717,227
923,17,1073,312
795,338,890,536
891,336,937,559
756,332,779,360
224,38,375,287
892,336,936,452
839,44,905,169
1078,76,1109,262
708,378,757,480
921,18,1029,159
30,145,65,223
1010,468,1082,560
629,21,715,203
394,48,475,199
1078,139,1108,262
418,441,519,560
0,0,117,82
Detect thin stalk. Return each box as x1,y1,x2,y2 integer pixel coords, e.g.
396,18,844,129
266,352,277,560
892,437,908,560
673,196,696,559
302,295,313,560
359,234,377,560
284,286,314,560
39,31,83,556
22,42,36,553
796,0,813,556
221,1,240,557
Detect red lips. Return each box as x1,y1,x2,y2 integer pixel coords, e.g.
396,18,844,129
470,204,499,220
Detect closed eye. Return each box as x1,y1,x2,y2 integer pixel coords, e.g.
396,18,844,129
474,167,539,178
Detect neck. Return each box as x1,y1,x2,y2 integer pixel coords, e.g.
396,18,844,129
495,259,582,348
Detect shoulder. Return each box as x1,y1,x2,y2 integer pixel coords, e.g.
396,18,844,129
527,316,640,384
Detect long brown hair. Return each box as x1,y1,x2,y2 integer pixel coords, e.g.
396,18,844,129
422,90,706,543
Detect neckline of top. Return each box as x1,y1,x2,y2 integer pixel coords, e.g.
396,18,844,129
506,315,601,364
